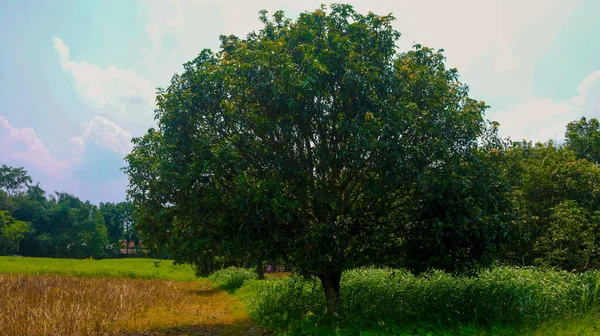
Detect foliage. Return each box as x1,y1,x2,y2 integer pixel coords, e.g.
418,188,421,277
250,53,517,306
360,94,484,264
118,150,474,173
0,164,32,197
239,266,600,334
0,163,143,259
0,210,30,254
209,266,257,290
499,141,600,267
125,4,509,314
99,201,135,245
403,122,514,274
534,200,598,271
31,192,110,258
565,116,600,164
0,256,199,281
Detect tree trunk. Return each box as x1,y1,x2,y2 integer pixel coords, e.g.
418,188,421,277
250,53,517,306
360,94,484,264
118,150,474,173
206,256,213,275
318,271,342,317
257,260,264,280
199,255,214,277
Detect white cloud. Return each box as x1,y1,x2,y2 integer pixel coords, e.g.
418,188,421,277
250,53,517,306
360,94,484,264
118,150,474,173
81,116,133,156
572,70,600,116
53,37,157,136
490,98,573,142
50,0,589,167
53,37,70,59
491,69,600,143
0,115,77,178
381,0,581,101
69,136,85,166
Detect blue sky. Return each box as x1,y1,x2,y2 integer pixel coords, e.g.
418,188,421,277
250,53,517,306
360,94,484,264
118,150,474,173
1,0,599,204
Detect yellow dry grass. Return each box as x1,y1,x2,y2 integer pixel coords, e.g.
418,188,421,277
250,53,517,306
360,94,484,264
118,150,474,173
0,274,253,336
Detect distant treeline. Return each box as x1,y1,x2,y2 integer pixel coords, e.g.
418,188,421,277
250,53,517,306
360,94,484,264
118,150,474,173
0,165,148,258
3,116,600,269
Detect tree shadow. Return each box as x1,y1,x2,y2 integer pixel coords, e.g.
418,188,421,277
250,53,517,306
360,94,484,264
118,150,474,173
193,288,223,297
124,323,264,336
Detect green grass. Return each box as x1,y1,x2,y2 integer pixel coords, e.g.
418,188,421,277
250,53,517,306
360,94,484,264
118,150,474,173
6,257,600,334
531,311,600,335
0,256,200,281
237,266,600,335
209,266,258,291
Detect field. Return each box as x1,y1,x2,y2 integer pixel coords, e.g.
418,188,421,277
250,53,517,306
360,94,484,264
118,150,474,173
4,257,600,335
0,256,198,281
0,257,257,336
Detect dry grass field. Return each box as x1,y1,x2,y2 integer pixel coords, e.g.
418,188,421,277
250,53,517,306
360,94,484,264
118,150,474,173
0,274,256,336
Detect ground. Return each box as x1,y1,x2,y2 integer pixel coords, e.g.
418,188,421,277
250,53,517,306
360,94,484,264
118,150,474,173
0,257,264,336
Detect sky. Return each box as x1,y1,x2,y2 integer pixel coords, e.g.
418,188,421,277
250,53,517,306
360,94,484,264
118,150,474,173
0,0,599,204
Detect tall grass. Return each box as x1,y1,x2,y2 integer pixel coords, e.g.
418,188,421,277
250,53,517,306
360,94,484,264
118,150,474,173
238,266,600,334
0,274,250,336
0,256,198,281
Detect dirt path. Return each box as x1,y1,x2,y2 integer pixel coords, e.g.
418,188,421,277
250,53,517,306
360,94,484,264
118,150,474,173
121,282,263,336
125,325,262,336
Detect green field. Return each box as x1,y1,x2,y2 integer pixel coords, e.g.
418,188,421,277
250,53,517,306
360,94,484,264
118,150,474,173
0,256,200,281
5,257,600,335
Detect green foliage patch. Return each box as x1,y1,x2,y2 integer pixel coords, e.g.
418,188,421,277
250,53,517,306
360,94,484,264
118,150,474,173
0,256,199,281
209,266,258,291
238,267,600,335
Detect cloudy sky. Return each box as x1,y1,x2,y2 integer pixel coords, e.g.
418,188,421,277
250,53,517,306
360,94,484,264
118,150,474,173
0,0,599,204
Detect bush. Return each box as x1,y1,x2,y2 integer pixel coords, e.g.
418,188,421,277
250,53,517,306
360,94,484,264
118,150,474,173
238,275,326,328
535,200,598,271
209,267,257,291
238,266,600,334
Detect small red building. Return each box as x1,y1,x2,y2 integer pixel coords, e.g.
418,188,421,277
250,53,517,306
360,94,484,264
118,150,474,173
119,240,147,255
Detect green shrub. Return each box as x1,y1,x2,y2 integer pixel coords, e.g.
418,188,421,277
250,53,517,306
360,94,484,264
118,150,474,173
209,267,257,291
534,200,597,271
238,266,600,334
238,275,326,328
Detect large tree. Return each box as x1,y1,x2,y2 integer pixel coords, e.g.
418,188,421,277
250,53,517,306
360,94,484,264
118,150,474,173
125,4,509,315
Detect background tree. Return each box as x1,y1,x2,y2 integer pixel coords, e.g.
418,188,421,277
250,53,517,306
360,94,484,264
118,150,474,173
0,190,15,212
534,200,598,271
125,4,510,315
12,183,53,256
99,201,135,256
498,140,600,267
0,164,32,197
565,117,600,164
0,164,135,259
48,193,108,258
0,210,30,255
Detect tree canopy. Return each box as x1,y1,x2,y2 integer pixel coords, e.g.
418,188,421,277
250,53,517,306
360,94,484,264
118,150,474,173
125,4,512,314
0,164,140,259
0,164,32,197
0,210,30,255
498,140,600,270
566,117,600,165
